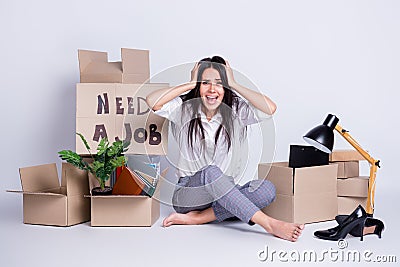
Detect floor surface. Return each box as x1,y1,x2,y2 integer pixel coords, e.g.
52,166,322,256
1,188,399,267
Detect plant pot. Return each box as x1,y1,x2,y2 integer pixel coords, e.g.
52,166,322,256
91,186,113,196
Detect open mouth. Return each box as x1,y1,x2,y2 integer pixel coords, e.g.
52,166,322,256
205,95,218,105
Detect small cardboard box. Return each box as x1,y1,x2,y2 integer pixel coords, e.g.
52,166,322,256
338,196,367,214
78,48,150,84
334,161,359,178
329,149,365,162
8,163,90,226
258,162,338,224
87,169,167,227
337,176,369,197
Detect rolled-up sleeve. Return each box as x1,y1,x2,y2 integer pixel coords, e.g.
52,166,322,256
236,98,272,126
153,97,183,123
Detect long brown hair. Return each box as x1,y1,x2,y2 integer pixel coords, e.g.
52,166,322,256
180,56,240,151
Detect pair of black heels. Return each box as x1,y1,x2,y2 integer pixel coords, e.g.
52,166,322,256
314,205,384,241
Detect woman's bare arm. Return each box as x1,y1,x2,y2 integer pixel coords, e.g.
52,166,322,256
225,61,277,115
146,63,200,111
146,82,196,111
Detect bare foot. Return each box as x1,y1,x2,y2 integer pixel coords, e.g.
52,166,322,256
251,211,304,242
266,217,304,242
162,211,201,227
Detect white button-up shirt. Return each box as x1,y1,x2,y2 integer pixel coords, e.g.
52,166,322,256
154,96,268,178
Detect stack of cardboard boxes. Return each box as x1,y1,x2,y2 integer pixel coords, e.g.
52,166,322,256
258,149,369,224
330,150,369,214
77,48,169,227
11,48,169,227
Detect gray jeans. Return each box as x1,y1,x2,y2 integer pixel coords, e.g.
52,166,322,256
172,165,276,224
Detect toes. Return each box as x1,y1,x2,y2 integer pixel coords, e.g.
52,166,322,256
164,221,173,227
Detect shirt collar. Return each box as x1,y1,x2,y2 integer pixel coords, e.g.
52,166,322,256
198,107,222,123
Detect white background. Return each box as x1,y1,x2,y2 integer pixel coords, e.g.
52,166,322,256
1,1,399,266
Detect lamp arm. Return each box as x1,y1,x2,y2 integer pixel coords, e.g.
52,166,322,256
334,124,380,216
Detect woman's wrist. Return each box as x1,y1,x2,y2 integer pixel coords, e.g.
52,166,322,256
181,81,196,93
229,81,240,92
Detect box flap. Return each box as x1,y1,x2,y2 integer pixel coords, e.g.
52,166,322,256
19,163,60,192
121,48,149,76
61,163,90,196
294,164,337,195
258,162,294,195
7,190,64,197
85,61,122,74
78,49,108,73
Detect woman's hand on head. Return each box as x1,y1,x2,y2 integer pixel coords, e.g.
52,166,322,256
190,62,200,83
225,61,237,88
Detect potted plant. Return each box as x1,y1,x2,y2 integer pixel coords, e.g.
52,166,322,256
58,133,129,195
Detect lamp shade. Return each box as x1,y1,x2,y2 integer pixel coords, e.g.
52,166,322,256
303,114,339,153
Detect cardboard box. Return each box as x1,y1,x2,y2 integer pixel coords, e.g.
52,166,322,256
334,161,359,178
338,196,368,214
76,83,169,155
258,162,338,224
329,149,365,162
78,48,150,84
8,163,90,226
87,169,168,227
337,176,369,197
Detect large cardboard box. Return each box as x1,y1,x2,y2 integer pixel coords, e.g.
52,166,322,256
78,48,150,84
258,162,338,224
329,149,365,162
87,169,167,227
338,196,368,214
337,176,369,197
76,83,169,155
8,163,90,226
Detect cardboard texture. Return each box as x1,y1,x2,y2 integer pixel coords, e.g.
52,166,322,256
329,149,365,162
258,162,338,224
338,196,368,214
78,48,150,84
337,176,369,197
87,169,168,227
9,163,90,226
333,161,359,178
76,83,169,155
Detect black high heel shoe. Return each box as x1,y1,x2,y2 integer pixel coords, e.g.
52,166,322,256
336,214,385,238
314,205,367,241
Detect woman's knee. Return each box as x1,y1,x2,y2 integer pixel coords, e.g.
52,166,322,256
252,179,276,208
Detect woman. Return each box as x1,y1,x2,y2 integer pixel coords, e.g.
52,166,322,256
146,56,304,242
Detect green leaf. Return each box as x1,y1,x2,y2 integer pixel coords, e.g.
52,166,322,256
110,156,126,168
107,140,123,157
59,133,127,186
76,133,91,151
58,150,86,170
97,137,108,156
122,139,131,152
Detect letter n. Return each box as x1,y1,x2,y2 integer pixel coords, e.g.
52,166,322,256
97,93,109,114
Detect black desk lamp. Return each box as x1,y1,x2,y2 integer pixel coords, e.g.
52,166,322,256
303,114,380,216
